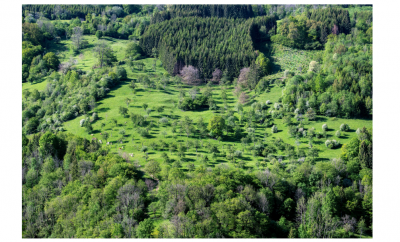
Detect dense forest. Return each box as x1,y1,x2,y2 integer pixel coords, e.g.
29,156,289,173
21,4,373,238
140,16,276,79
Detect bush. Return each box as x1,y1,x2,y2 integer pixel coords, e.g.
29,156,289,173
159,117,169,125
92,112,98,121
80,119,86,127
137,127,149,137
325,139,340,149
115,66,127,80
322,123,328,131
109,72,118,81
178,95,209,111
271,125,278,133
340,123,350,132
335,130,341,138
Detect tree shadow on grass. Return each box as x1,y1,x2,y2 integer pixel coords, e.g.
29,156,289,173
313,140,324,145
97,107,110,113
315,116,327,122
317,157,330,162
340,134,350,139
241,156,253,161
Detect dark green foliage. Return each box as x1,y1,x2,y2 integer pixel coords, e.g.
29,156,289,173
271,7,352,49
178,95,209,111
151,5,257,24
22,4,116,19
136,219,155,238
43,52,60,70
140,16,276,79
281,33,372,118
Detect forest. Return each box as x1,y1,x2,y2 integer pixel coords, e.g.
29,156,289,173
21,4,373,238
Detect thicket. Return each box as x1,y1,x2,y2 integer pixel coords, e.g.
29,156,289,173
271,7,352,49
280,32,372,118
22,5,120,19
140,16,276,79
22,127,373,238
151,4,256,24
22,65,128,134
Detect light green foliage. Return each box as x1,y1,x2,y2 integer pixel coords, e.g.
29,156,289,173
208,116,226,138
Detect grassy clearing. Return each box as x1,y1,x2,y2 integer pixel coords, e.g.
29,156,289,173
47,35,133,72
22,78,48,91
28,36,372,172
270,43,324,74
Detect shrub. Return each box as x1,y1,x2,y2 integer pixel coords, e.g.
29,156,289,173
137,128,149,137
266,100,271,105
335,130,341,138
322,123,328,131
325,140,332,148
115,66,127,80
80,119,86,127
340,123,350,132
356,128,361,135
92,112,98,121
271,125,278,133
325,139,340,149
159,117,169,125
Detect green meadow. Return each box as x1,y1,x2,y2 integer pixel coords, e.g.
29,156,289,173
32,36,373,172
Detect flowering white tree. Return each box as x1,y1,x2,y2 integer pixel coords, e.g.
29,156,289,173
180,65,201,85
237,67,250,88
340,123,350,132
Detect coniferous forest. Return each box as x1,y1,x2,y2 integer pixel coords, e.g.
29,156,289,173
21,4,373,238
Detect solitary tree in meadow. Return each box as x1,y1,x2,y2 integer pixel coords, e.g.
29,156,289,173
119,106,128,118
102,131,109,142
125,98,131,108
111,118,118,127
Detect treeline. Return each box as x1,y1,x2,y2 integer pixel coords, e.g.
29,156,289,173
22,126,372,238
140,16,276,79
280,32,372,118
151,4,256,24
271,7,352,49
22,4,114,19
